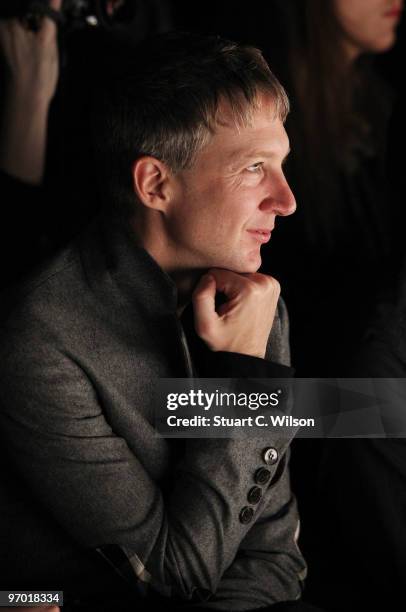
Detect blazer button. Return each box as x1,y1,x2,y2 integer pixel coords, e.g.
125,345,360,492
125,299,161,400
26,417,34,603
263,447,278,465
254,467,272,485
239,506,254,524
247,486,262,504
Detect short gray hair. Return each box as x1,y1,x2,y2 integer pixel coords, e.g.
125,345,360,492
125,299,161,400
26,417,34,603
93,32,290,218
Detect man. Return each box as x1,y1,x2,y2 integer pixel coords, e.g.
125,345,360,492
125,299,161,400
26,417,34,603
0,33,309,611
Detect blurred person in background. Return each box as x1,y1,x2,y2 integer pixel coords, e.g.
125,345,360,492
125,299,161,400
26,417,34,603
261,0,404,377
0,0,61,287
0,0,172,290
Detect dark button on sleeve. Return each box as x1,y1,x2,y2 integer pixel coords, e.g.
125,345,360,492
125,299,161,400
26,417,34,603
254,467,272,485
239,506,254,524
263,447,278,465
247,486,262,505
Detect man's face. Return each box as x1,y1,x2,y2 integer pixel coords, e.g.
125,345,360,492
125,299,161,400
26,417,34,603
165,95,296,274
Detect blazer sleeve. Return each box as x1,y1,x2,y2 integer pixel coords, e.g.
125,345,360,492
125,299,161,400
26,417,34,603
192,449,306,610
189,299,306,610
0,324,297,605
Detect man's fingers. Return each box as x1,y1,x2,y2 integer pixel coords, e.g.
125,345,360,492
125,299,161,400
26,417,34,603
206,268,248,299
193,269,281,357
192,273,218,339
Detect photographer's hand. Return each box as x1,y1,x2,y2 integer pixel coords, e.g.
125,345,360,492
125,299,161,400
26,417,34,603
193,268,281,359
0,0,61,183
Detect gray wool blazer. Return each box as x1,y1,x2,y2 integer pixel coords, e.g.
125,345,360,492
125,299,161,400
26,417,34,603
0,215,306,611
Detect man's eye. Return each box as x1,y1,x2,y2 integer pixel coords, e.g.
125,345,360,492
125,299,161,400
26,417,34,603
246,162,263,173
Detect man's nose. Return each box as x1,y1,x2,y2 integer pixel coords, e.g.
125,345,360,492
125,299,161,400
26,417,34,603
259,174,297,216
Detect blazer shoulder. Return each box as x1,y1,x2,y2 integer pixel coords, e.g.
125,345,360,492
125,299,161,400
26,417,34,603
0,242,89,352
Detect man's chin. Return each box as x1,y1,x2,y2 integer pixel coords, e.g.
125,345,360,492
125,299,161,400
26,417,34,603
238,253,262,273
208,252,261,274
220,259,261,275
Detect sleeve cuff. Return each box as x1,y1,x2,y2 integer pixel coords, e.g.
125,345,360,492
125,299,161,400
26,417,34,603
201,351,295,378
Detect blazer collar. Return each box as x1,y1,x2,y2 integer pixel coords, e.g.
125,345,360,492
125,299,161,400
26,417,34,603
78,213,179,318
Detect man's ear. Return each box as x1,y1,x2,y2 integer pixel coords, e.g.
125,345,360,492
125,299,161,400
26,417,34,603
132,156,173,212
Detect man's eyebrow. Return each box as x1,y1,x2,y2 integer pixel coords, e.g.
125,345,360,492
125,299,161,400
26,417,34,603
227,146,291,164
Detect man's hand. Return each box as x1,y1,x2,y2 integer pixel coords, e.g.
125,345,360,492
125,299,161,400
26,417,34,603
192,268,280,359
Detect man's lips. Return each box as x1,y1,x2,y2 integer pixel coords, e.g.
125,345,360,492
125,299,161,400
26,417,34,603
247,229,273,244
